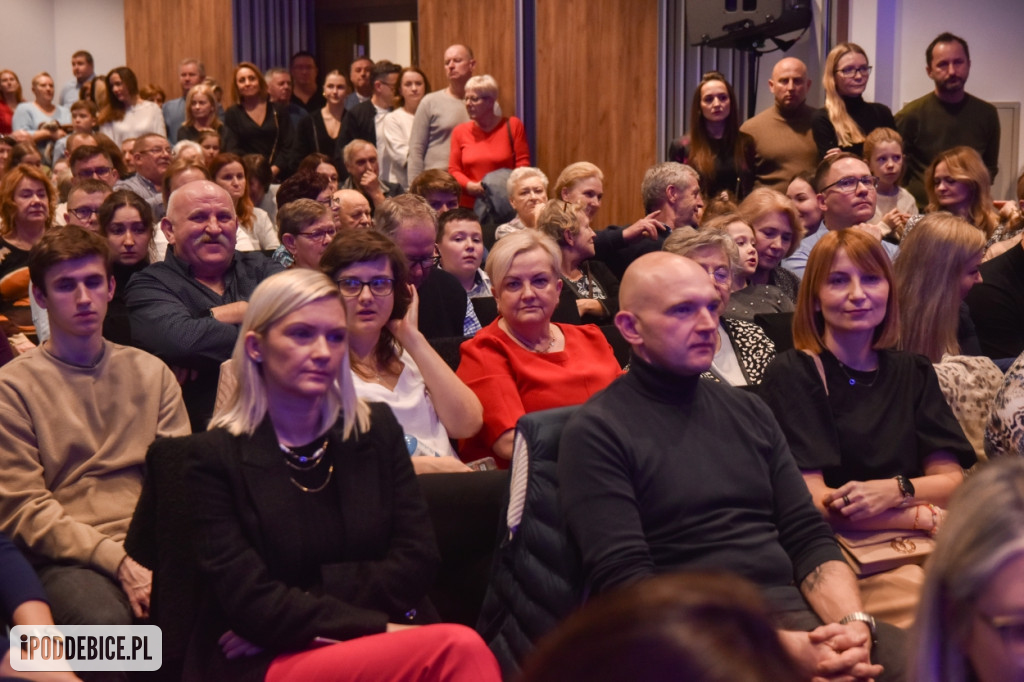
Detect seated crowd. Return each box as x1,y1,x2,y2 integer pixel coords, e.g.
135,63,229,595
3,29,1024,682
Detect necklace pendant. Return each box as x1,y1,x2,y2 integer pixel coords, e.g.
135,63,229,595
849,378,856,386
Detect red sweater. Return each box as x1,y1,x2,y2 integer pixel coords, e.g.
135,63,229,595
456,320,622,466
448,116,530,208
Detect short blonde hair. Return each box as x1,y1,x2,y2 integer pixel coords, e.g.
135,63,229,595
537,199,586,246
737,187,805,257
209,269,370,438
465,74,498,99
485,229,562,291
553,162,603,202
663,227,740,275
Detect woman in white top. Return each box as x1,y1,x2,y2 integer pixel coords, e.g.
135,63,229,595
320,229,482,474
209,152,279,251
381,67,429,189
97,67,166,146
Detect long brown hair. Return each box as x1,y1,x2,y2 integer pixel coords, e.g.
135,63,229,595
209,153,255,231
688,72,747,195
924,146,999,239
98,67,140,125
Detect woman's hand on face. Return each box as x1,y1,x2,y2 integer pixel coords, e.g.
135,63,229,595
387,284,421,344
825,479,903,520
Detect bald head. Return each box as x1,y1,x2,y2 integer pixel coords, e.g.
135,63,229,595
616,252,720,376
162,180,238,277
332,189,373,230
768,57,810,112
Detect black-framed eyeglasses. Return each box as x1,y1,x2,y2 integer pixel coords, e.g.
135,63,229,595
77,166,113,179
836,65,872,78
336,276,395,297
297,228,337,243
137,145,172,156
820,175,879,194
68,206,100,221
407,254,440,270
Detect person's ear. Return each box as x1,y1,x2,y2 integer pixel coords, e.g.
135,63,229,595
106,275,116,302
281,233,297,254
32,284,47,310
160,217,175,245
244,332,263,364
817,192,828,213
614,311,641,345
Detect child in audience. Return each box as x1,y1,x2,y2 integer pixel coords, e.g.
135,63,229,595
863,127,917,238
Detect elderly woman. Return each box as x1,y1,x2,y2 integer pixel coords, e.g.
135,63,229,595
812,43,895,160
210,152,279,251
669,71,754,201
274,198,336,270
912,458,1024,682
0,164,55,345
663,228,776,385
320,230,482,473
448,75,530,209
11,72,70,163
902,146,1006,253
223,62,297,180
758,229,974,625
164,268,499,680
0,70,24,135
737,187,805,303
537,199,618,324
495,167,548,240
381,67,429,188
702,212,793,321
97,67,166,146
177,83,223,144
894,213,1001,461
456,231,621,465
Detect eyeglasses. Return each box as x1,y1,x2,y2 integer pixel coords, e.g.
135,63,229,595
137,146,171,156
68,206,100,221
296,228,337,242
336,276,395,297
407,253,440,270
464,95,492,104
835,65,872,78
820,175,879,194
77,166,113,179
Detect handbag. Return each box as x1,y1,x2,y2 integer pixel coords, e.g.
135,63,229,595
835,528,934,577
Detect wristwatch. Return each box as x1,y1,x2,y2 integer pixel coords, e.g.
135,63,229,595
840,611,878,646
895,474,915,501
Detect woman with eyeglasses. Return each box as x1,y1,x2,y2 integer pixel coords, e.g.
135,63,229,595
210,152,280,251
737,187,805,304
456,231,621,466
812,43,895,160
97,67,166,147
168,268,501,680
320,229,482,474
448,75,530,209
758,229,974,626
663,228,777,386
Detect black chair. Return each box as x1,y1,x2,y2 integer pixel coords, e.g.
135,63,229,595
753,311,795,352
475,406,584,679
427,335,470,372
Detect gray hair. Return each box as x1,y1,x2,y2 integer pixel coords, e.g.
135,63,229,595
662,227,740,276
485,229,562,290
507,166,549,197
641,162,699,213
465,74,499,99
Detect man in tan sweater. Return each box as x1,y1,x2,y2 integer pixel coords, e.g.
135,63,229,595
0,226,190,627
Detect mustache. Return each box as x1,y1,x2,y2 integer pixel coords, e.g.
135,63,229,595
194,233,233,248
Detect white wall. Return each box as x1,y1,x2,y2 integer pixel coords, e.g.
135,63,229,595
1,0,126,91
369,22,412,69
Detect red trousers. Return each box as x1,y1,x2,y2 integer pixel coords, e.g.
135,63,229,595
265,623,501,682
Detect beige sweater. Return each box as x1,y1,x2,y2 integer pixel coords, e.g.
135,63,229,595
0,341,190,577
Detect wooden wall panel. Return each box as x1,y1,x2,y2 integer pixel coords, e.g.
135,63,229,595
416,0,517,118
535,0,659,227
123,0,234,109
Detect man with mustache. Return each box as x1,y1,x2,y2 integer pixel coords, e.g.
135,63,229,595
895,32,999,207
125,180,284,429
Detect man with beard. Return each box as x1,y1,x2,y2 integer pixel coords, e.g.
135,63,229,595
125,180,283,429
895,33,999,206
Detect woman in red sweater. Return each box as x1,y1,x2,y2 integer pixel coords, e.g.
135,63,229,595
448,75,530,209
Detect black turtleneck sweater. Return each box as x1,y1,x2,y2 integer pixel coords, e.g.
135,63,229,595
811,95,895,160
558,355,842,614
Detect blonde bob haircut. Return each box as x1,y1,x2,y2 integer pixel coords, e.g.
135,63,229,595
208,269,370,439
553,162,603,202
663,226,741,276
822,43,870,148
485,229,562,292
923,146,999,240
911,458,1024,682
894,212,985,362
737,187,806,258
537,199,586,246
792,229,899,354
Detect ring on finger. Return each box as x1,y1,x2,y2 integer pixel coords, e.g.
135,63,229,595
842,494,851,506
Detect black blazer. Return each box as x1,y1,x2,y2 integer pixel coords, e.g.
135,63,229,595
418,268,470,340
179,404,439,681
